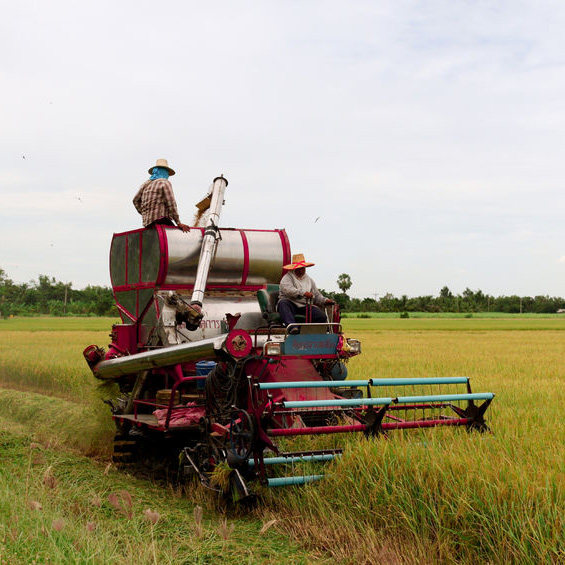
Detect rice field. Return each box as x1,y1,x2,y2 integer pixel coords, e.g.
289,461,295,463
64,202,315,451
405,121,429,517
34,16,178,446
0,316,563,563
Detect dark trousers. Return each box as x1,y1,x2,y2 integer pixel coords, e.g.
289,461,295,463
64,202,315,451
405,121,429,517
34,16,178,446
147,217,175,228
277,299,328,325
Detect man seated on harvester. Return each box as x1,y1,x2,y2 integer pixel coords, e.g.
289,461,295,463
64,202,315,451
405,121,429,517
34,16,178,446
277,253,335,331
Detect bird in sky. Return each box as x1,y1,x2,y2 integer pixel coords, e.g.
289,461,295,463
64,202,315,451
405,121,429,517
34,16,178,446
314,216,320,223
22,155,25,159
75,196,83,203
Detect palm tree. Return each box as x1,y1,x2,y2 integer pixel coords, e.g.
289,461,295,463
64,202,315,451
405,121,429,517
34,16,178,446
337,273,352,294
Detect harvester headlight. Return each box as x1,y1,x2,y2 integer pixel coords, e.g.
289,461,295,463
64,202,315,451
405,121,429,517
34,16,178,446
346,339,361,354
264,342,282,356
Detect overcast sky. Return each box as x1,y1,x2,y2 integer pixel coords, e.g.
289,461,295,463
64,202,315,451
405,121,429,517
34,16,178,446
2,1,565,298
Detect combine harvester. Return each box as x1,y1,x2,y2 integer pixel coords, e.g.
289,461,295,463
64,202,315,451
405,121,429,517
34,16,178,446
84,175,494,501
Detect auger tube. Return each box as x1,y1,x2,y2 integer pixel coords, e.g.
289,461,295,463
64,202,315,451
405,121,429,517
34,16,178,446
92,334,228,379
191,175,228,307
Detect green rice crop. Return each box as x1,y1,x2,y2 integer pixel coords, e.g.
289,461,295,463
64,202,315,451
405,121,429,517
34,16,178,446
0,317,563,563
264,322,565,564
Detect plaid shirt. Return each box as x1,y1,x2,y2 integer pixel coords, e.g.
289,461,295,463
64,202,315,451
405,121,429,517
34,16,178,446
133,179,181,226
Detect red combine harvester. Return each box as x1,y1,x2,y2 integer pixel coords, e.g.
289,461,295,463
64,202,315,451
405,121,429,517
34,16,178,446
84,175,494,501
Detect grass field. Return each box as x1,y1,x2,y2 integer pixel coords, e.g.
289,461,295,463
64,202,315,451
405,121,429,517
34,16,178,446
0,316,563,564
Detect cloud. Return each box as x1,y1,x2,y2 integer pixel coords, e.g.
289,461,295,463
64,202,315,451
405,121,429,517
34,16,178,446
2,1,565,295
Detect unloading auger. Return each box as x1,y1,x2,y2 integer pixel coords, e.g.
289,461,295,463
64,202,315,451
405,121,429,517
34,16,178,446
84,174,495,502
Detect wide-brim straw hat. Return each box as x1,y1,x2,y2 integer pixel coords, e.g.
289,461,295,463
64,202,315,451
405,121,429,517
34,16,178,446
283,253,315,270
148,158,175,176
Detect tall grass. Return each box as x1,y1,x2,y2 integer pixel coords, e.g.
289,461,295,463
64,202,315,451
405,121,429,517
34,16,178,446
1,317,564,563
0,431,314,564
0,319,118,454
261,324,565,564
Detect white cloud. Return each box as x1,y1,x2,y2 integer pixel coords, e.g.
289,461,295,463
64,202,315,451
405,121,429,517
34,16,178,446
2,1,565,295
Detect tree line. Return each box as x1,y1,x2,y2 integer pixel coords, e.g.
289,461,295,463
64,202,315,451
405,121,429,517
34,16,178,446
324,275,565,314
1,267,565,318
0,268,116,317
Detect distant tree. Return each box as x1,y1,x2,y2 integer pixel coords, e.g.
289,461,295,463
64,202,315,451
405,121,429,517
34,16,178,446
0,266,117,318
361,297,377,312
379,292,396,312
440,286,453,299
337,273,352,294
320,289,350,311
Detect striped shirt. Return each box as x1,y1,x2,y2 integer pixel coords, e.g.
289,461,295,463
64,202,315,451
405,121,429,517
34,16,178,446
133,179,181,227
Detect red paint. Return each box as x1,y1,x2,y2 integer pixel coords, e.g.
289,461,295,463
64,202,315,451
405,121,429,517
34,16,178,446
387,403,452,410
267,417,470,436
156,225,169,286
278,230,292,279
124,234,129,285
382,418,469,430
158,283,267,292
225,329,253,358
240,230,250,285
269,424,367,436
112,282,158,292
138,227,143,283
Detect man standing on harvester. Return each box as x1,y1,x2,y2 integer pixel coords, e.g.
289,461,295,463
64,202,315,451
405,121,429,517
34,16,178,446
133,158,191,232
277,253,334,329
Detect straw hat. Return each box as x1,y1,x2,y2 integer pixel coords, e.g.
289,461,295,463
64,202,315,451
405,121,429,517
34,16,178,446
283,253,315,270
148,158,175,176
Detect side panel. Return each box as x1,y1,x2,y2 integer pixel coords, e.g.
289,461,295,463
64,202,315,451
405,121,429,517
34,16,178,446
110,228,162,323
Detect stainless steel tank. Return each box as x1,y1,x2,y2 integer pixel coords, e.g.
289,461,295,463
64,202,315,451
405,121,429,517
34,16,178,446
110,226,291,290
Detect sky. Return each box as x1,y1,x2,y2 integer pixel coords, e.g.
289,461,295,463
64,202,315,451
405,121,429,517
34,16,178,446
2,0,565,299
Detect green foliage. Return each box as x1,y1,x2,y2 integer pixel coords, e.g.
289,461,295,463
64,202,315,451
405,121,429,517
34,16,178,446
326,279,565,315
4,263,565,319
0,267,117,318
336,273,352,294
